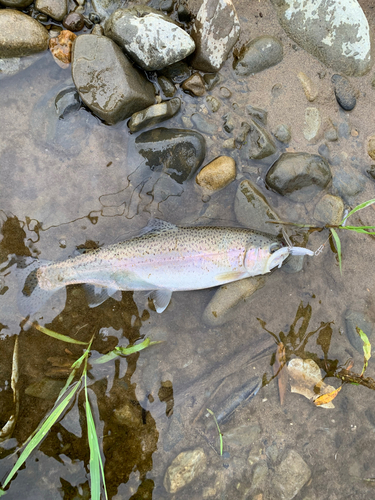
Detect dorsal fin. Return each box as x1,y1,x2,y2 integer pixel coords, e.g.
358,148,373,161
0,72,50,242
137,219,178,237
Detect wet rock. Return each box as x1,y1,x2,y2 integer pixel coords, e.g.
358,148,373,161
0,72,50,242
331,74,356,110
63,12,85,31
158,76,176,98
223,137,235,149
303,107,321,141
325,123,338,142
113,401,142,428
345,309,374,354
191,113,216,135
25,378,65,400
89,12,101,24
49,30,76,66
35,0,67,21
204,72,220,90
159,61,190,83
0,0,32,7
104,6,195,71
0,10,49,57
266,153,332,202
270,0,372,76
0,53,42,78
92,0,125,22
297,71,318,101
246,104,267,125
246,119,277,160
234,179,280,235
71,34,155,125
148,0,174,12
206,95,221,112
164,448,207,494
181,72,205,96
250,462,269,492
196,156,236,191
271,449,311,500
177,4,191,23
223,113,235,133
313,194,344,225
225,424,261,448
273,123,291,143
233,36,283,76
135,128,206,183
91,24,104,35
202,276,266,327
190,0,240,72
128,98,181,133
55,87,80,118
332,170,365,202
163,411,184,451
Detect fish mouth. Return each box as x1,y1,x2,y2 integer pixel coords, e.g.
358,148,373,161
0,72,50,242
266,247,290,272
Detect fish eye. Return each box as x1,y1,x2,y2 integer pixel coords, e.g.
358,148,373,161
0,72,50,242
270,242,282,254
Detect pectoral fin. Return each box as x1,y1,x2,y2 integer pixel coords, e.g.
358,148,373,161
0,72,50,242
83,285,122,308
148,289,172,313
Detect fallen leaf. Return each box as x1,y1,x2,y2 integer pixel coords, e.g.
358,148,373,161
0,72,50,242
356,327,371,376
273,342,288,405
313,386,342,406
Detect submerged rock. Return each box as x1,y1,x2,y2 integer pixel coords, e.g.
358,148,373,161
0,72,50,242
0,10,49,57
104,6,195,71
233,36,283,76
331,74,357,111
273,123,291,143
71,34,155,124
270,0,372,76
128,98,181,133
181,72,206,96
313,194,344,225
271,449,311,500
158,76,176,97
239,119,276,159
266,152,331,202
135,128,206,183
345,309,374,354
190,0,240,72
196,156,236,191
164,448,207,494
55,87,80,118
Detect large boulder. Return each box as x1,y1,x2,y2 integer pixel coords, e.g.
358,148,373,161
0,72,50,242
71,34,155,125
0,10,49,57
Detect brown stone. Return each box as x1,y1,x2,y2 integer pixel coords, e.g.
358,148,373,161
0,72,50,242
49,30,76,65
181,72,205,96
196,156,236,191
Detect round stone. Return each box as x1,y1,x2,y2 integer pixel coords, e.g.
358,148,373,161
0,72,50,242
313,194,344,225
331,74,356,111
196,156,236,191
63,12,85,31
233,36,283,76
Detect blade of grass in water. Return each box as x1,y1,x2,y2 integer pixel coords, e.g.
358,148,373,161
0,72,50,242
340,198,375,225
339,225,375,234
329,228,342,275
207,409,223,456
34,323,89,345
93,338,163,364
0,381,81,494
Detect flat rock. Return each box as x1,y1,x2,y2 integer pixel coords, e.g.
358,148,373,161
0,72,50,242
196,156,236,191
233,36,283,76
273,123,291,143
135,128,206,184
313,194,344,225
271,449,311,500
190,0,240,72
266,152,332,202
332,170,365,202
234,179,280,235
270,0,372,76
71,34,155,125
164,448,207,494
0,10,49,58
0,0,33,7
181,72,206,96
128,98,181,133
303,107,321,141
246,119,277,159
331,74,356,111
202,276,265,327
35,0,67,21
104,6,195,71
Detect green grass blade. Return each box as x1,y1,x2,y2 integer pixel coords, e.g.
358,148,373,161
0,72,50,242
340,226,375,234
357,327,372,377
85,378,108,500
341,198,375,225
330,228,342,275
0,381,81,492
34,324,88,345
207,409,223,456
93,338,163,365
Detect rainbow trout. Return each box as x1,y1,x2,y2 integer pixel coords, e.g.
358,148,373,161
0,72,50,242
16,219,313,316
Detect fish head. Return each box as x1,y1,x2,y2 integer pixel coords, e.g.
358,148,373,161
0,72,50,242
244,240,289,275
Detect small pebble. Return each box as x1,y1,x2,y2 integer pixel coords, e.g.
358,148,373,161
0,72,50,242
206,95,220,113
89,12,100,23
297,71,318,101
331,74,356,111
219,86,231,98
273,123,291,143
63,12,85,32
181,73,205,97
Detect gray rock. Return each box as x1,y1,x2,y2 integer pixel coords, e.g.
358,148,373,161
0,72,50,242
325,124,338,142
0,10,49,58
181,72,205,97
247,104,267,125
251,462,269,491
266,152,332,202
270,0,372,76
149,0,174,12
190,0,240,72
163,411,184,452
55,87,81,119
164,448,207,494
0,53,42,78
128,98,181,133
332,170,365,202
92,0,126,22
345,309,374,354
331,74,357,111
234,179,281,235
225,424,261,447
233,36,283,76
202,276,265,327
190,113,216,135
135,128,206,184
159,61,190,83
104,6,195,71
158,76,176,98
303,107,321,141
35,0,67,22
206,95,221,112
313,194,344,225
71,34,155,125
204,72,220,90
338,122,350,138
246,119,277,159
0,0,32,7
223,113,235,133
273,123,291,143
271,449,311,500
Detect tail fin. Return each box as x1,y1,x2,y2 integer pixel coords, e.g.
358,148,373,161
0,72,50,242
13,257,66,319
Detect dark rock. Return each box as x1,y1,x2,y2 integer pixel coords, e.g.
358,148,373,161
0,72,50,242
246,119,276,159
273,123,291,143
203,72,220,90
338,122,350,138
177,4,191,23
25,378,65,399
104,6,195,71
128,98,181,133
55,87,80,118
135,128,206,183
158,76,176,97
71,34,155,125
332,170,365,202
0,10,49,57
92,0,125,22
181,72,205,96
247,104,267,125
233,36,283,76
35,0,67,22
35,13,49,23
159,61,190,83
63,12,85,31
148,0,174,12
89,12,101,23
345,309,374,354
331,74,356,111
223,113,235,133
190,0,240,72
266,152,332,202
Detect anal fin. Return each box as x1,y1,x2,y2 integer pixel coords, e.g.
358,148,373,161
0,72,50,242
148,289,172,313
83,285,122,308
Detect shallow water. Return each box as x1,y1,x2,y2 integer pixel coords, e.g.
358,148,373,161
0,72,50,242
1,1,375,499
